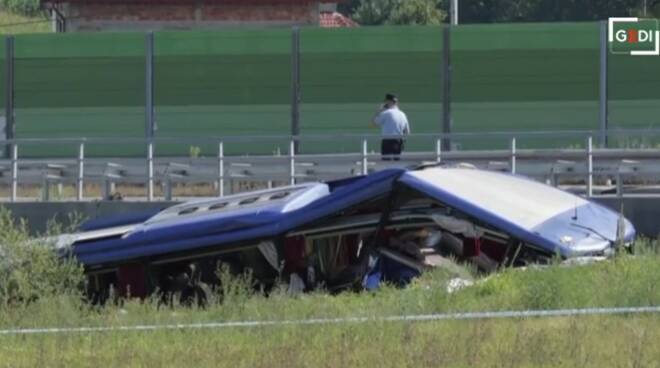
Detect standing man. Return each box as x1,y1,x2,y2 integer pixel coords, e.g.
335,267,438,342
371,93,410,161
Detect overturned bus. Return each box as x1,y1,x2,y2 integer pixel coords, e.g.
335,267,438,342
56,165,636,304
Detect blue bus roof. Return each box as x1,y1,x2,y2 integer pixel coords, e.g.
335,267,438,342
70,167,634,266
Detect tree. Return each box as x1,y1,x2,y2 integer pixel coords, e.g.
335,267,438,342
351,0,399,25
458,0,648,23
337,0,362,15
649,0,660,16
388,0,446,25
351,0,446,25
522,0,643,22
346,0,653,24
0,0,40,16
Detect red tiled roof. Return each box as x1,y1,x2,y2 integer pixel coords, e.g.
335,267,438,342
319,11,358,28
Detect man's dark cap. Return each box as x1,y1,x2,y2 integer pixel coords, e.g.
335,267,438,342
384,93,398,102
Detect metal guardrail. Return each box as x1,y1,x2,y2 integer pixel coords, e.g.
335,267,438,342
2,131,660,202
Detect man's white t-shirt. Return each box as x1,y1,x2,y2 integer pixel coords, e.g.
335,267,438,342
374,107,410,137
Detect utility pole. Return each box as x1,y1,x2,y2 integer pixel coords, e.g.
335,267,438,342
643,0,648,17
450,0,458,25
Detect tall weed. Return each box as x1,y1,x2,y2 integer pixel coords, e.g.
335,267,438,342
0,207,84,307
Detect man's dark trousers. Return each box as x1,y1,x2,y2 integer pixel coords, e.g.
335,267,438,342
381,139,404,161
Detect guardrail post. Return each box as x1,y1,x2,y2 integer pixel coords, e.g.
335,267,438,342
10,143,17,202
510,137,516,174
147,140,154,201
164,178,172,201
41,177,48,201
218,141,224,197
289,140,296,185
435,139,442,163
361,139,368,175
587,136,593,197
76,141,84,201
102,180,108,199
450,0,458,24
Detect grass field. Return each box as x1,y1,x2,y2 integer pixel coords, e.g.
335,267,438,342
2,315,660,367
1,227,660,366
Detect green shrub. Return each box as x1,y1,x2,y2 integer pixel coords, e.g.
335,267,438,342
0,207,84,306
188,145,202,159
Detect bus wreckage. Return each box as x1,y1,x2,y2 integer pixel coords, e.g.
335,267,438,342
57,165,636,304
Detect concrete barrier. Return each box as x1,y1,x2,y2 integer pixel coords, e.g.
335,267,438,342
593,196,660,238
2,196,658,237
1,201,177,235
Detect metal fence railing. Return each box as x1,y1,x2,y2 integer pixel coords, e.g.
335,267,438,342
2,129,660,202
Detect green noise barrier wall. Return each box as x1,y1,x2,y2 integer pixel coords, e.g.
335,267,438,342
299,26,443,153
14,32,145,156
3,22,658,156
154,29,292,156
451,22,600,149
